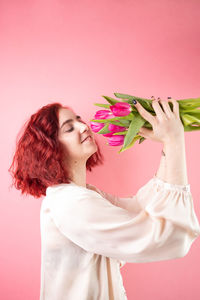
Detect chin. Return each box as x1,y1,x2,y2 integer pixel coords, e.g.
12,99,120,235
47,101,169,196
89,144,98,154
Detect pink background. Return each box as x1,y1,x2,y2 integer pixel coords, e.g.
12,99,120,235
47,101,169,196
1,0,200,299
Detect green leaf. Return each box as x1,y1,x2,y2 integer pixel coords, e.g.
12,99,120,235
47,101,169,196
187,110,200,117
178,98,200,109
90,114,133,123
118,113,135,121
118,114,146,153
101,95,120,105
114,92,155,112
183,125,200,132
112,131,127,135
113,93,149,101
177,98,200,111
90,118,128,127
118,135,142,153
114,92,134,100
181,113,200,126
114,93,200,110
93,103,111,108
116,119,130,126
180,108,200,113
178,97,200,104
114,92,152,103
114,93,200,113
97,123,110,134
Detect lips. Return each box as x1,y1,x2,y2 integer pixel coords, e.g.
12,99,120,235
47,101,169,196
82,135,92,143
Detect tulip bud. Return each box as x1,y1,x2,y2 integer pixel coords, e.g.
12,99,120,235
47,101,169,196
107,135,125,146
110,102,132,117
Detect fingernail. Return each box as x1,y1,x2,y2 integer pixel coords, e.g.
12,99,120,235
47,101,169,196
167,96,171,99
132,99,137,104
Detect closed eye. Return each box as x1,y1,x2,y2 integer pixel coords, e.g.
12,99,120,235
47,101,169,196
65,117,86,132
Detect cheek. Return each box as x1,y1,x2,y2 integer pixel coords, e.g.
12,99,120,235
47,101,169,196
59,133,83,151
63,137,83,152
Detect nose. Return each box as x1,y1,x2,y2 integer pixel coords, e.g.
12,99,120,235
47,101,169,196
79,121,90,134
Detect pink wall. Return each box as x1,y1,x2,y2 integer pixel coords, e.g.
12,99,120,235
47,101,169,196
1,0,200,299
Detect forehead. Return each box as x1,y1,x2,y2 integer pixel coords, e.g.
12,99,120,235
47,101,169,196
58,108,75,123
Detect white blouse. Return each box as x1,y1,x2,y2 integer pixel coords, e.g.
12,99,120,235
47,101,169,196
39,175,200,300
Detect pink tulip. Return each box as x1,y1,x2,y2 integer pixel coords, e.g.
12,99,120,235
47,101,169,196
110,102,132,117
90,121,105,133
94,110,112,119
90,109,127,139
91,110,117,134
103,123,126,137
108,123,126,132
102,132,113,137
107,135,125,146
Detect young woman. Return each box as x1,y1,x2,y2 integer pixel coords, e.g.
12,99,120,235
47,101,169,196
9,98,200,300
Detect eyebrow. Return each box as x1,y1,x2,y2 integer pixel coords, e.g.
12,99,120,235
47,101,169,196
60,115,81,129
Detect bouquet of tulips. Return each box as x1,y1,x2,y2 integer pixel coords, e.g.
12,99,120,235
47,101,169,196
90,93,200,153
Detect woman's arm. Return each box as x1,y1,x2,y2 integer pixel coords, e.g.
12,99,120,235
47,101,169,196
163,137,189,185
47,179,200,264
155,135,188,186
155,148,166,181
135,97,189,186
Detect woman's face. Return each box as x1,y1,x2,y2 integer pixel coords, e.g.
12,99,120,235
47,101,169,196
57,108,97,162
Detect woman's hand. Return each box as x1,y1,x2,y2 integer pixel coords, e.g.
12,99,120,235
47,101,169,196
135,96,184,144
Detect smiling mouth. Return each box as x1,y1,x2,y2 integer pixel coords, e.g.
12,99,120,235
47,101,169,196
82,136,92,143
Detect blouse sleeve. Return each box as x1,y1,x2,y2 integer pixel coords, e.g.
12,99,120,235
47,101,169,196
47,176,200,263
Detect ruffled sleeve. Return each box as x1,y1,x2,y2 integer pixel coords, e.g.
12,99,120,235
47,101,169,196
91,175,200,239
46,176,200,264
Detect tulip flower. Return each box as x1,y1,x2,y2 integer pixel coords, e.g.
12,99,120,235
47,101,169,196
94,110,112,119
110,102,132,117
90,109,114,133
90,93,200,153
90,121,105,133
107,135,125,146
104,123,126,134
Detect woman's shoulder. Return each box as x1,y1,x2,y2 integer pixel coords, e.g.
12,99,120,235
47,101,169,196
45,183,73,197
45,182,103,198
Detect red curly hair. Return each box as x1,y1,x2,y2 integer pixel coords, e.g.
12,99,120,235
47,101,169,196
8,102,104,198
